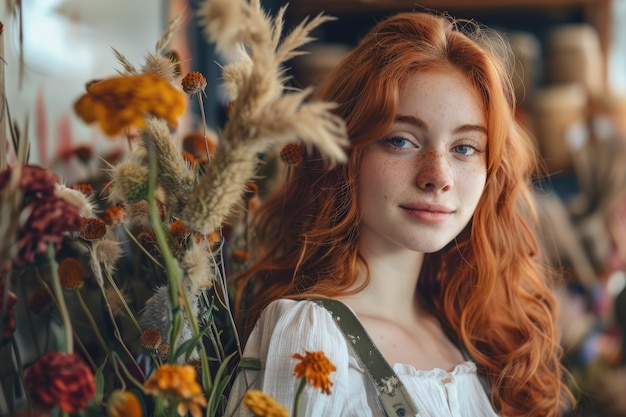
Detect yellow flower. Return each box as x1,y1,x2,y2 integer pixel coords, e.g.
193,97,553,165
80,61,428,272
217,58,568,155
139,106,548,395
58,257,88,290
143,364,206,417
74,74,186,137
243,390,289,417
107,389,143,417
292,351,336,395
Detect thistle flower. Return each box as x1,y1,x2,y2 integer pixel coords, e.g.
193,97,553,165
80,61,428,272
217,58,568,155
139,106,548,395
108,158,149,204
140,327,162,350
80,217,108,240
181,71,207,95
58,257,88,291
143,364,207,417
243,390,289,417
170,219,191,248
25,351,96,412
92,238,124,272
292,351,336,395
107,389,143,417
73,73,186,137
139,286,200,361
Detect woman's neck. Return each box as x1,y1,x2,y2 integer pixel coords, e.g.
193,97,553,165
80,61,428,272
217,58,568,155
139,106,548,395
339,247,424,321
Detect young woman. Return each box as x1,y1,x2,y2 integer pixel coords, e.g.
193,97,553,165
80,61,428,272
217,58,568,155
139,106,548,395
226,11,575,417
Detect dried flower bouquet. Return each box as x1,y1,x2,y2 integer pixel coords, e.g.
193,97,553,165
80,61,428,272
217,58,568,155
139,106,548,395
0,0,347,416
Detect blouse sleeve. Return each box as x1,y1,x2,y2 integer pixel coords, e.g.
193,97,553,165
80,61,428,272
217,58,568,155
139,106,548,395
224,299,353,417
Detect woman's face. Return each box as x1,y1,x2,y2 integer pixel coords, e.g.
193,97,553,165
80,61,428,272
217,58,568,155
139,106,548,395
357,68,487,255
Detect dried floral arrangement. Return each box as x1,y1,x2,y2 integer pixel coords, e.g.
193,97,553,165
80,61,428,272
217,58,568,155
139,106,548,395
0,0,348,416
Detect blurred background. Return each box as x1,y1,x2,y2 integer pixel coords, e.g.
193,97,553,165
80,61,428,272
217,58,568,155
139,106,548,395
2,0,626,415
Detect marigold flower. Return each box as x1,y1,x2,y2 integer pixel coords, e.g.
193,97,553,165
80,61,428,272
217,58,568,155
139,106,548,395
74,73,186,137
0,283,18,343
58,257,88,291
144,364,206,417
107,389,143,417
103,206,126,227
140,327,162,350
80,217,108,240
181,71,207,95
243,390,289,417
292,351,336,395
25,351,96,412
280,143,305,166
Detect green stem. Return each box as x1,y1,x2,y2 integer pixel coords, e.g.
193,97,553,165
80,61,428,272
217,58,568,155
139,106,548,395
75,289,110,355
145,141,183,364
292,378,307,417
48,245,73,354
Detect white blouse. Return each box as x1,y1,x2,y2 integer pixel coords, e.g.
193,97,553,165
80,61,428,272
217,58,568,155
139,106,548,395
225,299,500,417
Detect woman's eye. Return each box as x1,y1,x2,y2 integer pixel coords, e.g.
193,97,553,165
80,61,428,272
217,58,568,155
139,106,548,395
454,144,476,156
385,136,413,148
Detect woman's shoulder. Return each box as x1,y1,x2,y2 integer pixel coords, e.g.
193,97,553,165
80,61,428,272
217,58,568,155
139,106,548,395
243,298,349,358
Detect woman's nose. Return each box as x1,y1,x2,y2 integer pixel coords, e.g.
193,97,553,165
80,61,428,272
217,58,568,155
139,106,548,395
415,152,453,192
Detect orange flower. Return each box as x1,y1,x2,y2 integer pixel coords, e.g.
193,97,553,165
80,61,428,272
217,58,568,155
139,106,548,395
25,351,95,412
103,206,126,227
181,71,207,95
74,74,186,137
292,351,336,395
107,389,143,417
58,257,88,291
71,183,94,196
144,364,206,417
169,219,191,246
243,390,288,417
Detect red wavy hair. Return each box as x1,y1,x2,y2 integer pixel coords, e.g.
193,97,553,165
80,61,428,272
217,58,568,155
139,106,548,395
233,11,575,417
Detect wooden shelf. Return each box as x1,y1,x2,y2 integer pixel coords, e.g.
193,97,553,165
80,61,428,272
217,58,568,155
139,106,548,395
289,0,612,59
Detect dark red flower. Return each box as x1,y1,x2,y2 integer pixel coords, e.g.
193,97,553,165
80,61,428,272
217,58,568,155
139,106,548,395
0,165,58,195
16,194,82,265
25,351,95,412
0,283,18,343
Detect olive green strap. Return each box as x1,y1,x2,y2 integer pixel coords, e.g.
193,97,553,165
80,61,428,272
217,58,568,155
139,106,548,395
310,298,419,417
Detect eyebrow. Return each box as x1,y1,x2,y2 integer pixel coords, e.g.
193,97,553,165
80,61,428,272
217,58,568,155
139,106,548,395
395,114,487,136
